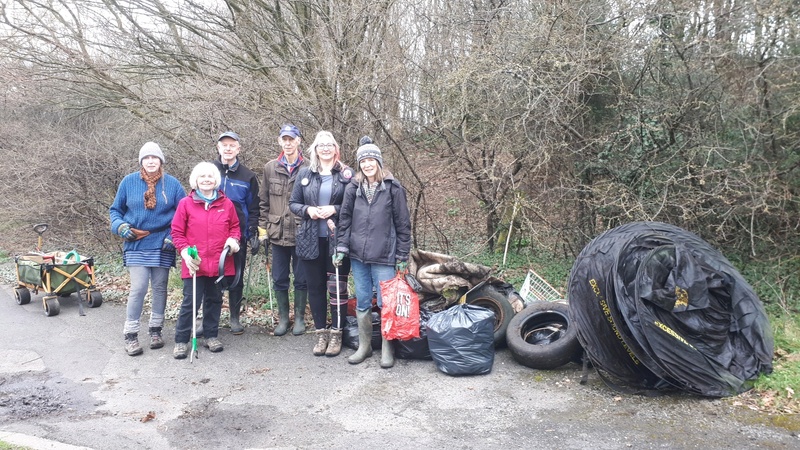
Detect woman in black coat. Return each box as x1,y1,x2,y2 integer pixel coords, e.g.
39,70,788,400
334,137,412,369
289,131,353,357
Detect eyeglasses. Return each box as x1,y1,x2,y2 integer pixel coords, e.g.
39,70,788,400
317,143,335,149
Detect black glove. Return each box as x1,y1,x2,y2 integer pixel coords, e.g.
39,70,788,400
249,234,260,255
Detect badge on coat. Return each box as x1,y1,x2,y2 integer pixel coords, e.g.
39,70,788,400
301,177,309,186
342,168,353,180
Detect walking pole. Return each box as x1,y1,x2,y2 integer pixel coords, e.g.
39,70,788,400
188,246,199,363
242,248,255,313
331,222,341,330
265,244,275,327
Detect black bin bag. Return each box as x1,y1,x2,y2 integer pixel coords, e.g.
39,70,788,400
568,221,774,397
427,304,495,376
395,307,434,360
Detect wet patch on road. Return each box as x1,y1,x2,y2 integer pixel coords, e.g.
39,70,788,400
0,371,100,424
164,397,285,448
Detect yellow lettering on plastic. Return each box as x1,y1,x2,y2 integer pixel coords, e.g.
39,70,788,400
589,278,640,365
653,320,696,350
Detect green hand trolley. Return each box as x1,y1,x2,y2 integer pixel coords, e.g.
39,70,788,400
13,224,102,316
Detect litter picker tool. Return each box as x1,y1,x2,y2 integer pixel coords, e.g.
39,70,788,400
33,223,48,252
188,246,199,362
331,222,341,330
265,244,275,327
241,246,257,315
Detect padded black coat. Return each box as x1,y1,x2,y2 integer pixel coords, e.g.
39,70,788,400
288,161,353,260
336,171,411,265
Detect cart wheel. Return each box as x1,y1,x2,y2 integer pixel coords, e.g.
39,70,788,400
88,291,103,308
15,287,31,305
44,296,60,316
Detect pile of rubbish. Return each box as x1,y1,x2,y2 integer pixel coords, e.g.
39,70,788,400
567,221,774,397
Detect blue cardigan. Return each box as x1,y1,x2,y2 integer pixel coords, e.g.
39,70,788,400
109,171,186,252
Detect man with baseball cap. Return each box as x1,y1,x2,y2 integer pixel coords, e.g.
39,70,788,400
258,124,309,336
213,131,260,335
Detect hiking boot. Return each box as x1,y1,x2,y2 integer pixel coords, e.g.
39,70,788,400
204,337,224,353
312,329,330,356
149,327,164,349
173,342,188,359
124,333,143,356
326,329,343,357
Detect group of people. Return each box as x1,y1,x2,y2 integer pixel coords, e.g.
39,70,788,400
109,125,412,369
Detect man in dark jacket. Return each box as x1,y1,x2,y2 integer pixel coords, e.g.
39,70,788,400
258,124,309,336
214,131,260,335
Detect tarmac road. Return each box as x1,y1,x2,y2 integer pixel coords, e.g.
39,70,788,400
0,286,797,450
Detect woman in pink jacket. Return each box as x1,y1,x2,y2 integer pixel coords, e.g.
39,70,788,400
171,162,241,359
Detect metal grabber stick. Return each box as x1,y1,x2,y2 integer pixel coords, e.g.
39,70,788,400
265,244,275,327
331,222,341,330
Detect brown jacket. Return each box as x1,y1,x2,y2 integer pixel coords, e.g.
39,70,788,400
258,157,308,247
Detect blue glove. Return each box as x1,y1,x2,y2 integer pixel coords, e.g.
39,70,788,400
395,260,408,273
332,252,345,267
162,237,175,252
118,223,135,241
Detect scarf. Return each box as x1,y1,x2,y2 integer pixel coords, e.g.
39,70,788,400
279,152,304,174
196,189,219,207
140,167,163,210
362,180,379,204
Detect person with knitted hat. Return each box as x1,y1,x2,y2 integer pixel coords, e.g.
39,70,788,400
110,142,186,356
334,136,412,369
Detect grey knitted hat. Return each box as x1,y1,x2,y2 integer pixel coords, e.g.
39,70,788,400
138,142,165,165
355,137,382,167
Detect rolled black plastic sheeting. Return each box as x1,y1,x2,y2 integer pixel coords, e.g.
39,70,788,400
568,225,670,393
568,221,773,397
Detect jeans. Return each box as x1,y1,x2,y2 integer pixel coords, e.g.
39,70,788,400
124,266,169,335
174,276,223,343
271,244,307,291
351,259,395,311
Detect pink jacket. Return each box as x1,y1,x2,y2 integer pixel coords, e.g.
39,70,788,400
172,190,241,279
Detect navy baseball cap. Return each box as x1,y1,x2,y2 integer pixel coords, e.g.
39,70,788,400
218,131,240,142
279,124,301,139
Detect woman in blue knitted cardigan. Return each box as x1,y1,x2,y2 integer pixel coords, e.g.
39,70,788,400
110,142,186,356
